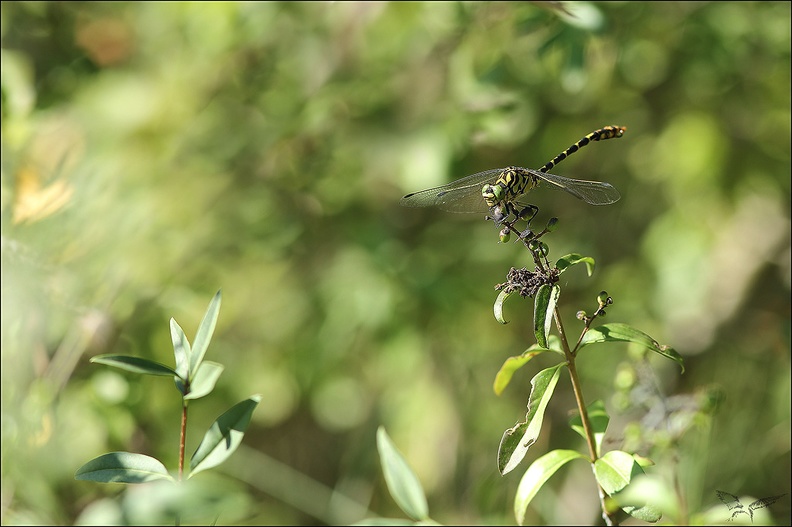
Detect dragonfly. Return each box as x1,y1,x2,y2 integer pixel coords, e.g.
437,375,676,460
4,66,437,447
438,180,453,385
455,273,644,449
400,126,624,224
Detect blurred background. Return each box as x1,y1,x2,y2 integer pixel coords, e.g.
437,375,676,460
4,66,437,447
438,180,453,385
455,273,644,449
1,2,789,525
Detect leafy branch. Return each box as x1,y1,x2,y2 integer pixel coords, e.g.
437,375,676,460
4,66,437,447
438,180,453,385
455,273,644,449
492,222,682,525
75,290,260,499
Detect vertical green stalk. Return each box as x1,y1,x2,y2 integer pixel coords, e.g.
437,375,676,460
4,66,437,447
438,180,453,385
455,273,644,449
554,307,617,526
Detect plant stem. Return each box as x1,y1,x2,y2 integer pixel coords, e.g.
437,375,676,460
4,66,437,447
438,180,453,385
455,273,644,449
554,307,618,526
179,402,188,481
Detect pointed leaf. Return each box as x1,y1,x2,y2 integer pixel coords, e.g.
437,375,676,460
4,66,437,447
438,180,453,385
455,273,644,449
170,318,191,379
376,427,429,521
75,452,174,483
569,400,610,457
190,289,222,376
90,355,177,377
514,449,587,525
580,323,684,372
594,450,662,522
184,361,224,400
493,348,553,396
494,289,513,324
594,450,639,494
533,284,559,348
189,395,260,478
498,364,564,475
555,253,595,276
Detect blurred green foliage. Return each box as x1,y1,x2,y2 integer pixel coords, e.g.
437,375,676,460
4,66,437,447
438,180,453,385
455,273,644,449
1,1,789,525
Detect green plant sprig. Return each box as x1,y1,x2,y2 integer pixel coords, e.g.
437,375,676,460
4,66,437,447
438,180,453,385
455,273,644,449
492,217,683,526
75,290,260,493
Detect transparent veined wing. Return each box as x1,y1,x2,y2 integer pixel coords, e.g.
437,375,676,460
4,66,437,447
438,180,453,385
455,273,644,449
400,166,620,213
530,169,621,205
399,168,504,213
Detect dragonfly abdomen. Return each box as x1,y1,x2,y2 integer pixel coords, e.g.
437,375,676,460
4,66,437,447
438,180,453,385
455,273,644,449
539,126,625,173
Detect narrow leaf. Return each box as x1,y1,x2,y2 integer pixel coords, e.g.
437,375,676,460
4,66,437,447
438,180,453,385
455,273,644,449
189,395,260,478
569,400,610,457
555,253,595,276
190,289,222,376
514,449,587,525
493,348,553,396
580,323,684,372
170,318,191,379
494,289,513,324
376,427,429,521
498,364,564,475
533,285,549,347
90,355,177,377
75,452,174,483
184,361,224,400
533,284,559,348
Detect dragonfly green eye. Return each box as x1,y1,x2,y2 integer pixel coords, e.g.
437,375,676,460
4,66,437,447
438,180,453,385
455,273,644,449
482,183,504,206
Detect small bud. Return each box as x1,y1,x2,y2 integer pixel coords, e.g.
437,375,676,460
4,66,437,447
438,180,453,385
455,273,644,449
597,291,609,305
499,227,511,243
546,217,559,231
518,206,536,221
576,310,587,320
537,241,549,256
528,240,540,252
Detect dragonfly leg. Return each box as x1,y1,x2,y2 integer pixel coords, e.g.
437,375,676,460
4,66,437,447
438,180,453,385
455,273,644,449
486,206,507,224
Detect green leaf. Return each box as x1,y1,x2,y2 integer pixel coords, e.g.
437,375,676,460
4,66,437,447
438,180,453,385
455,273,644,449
613,476,665,522
90,355,177,377
498,364,564,475
514,449,587,525
189,395,261,478
75,452,174,483
533,284,559,348
555,253,595,276
579,323,684,372
568,400,610,457
170,318,191,380
351,519,425,526
594,450,637,495
494,289,513,324
493,347,554,396
594,451,662,522
184,361,224,400
376,427,429,521
190,289,222,376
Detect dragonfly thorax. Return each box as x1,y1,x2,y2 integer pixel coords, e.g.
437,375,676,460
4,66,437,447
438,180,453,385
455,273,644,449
481,167,538,209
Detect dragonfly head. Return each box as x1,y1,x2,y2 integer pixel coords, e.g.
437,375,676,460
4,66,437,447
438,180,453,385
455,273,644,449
481,183,505,208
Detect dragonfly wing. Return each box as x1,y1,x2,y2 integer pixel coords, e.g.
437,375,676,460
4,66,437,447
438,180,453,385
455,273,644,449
527,169,621,205
400,168,503,213
717,491,743,511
